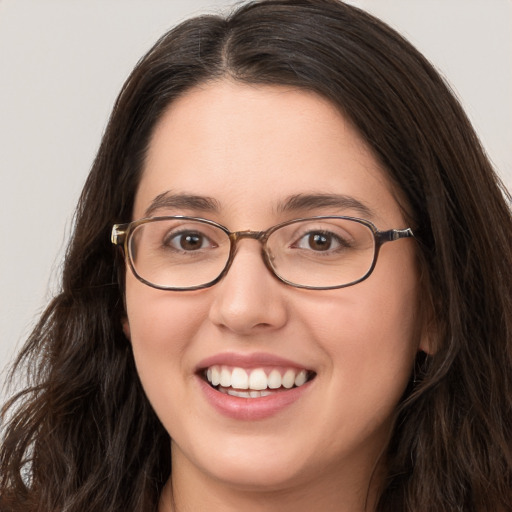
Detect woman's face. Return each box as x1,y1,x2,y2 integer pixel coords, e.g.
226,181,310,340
124,81,427,496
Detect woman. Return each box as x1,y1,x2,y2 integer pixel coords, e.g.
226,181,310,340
1,0,511,510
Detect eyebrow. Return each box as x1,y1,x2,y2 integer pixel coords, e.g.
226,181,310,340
144,191,220,217
276,193,376,218
144,191,375,219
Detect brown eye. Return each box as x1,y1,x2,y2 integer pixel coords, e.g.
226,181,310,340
295,231,344,252
165,231,210,251
179,233,204,250
308,233,332,251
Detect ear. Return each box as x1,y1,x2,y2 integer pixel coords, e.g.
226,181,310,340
418,330,435,355
415,288,437,356
122,317,131,341
418,307,437,355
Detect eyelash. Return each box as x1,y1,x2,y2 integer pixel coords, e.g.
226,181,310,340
291,229,353,253
162,229,217,252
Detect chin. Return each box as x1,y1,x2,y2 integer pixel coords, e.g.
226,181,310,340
209,459,310,492
173,434,315,491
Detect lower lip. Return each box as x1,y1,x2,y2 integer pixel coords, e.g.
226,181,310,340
198,376,313,421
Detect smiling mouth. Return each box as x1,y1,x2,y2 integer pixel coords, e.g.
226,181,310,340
202,365,316,398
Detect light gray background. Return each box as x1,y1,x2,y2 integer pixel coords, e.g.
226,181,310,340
1,0,511,395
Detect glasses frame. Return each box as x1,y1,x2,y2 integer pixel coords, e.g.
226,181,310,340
111,215,414,291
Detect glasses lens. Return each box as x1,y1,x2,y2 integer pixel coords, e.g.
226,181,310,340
267,218,376,288
128,218,230,289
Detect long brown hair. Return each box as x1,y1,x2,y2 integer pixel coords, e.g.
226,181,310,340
2,1,511,510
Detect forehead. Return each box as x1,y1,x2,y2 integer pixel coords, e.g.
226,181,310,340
134,80,404,227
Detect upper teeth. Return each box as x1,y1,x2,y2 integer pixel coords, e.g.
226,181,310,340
205,366,308,390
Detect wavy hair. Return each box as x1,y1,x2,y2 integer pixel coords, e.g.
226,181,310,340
2,1,511,510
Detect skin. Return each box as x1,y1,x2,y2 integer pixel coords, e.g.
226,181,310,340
123,80,429,511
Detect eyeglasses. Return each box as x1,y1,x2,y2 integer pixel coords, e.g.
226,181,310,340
111,216,414,291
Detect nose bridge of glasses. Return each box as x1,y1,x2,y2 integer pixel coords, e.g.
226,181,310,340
229,230,267,244
226,230,272,273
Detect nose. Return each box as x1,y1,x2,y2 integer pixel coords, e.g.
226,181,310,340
208,239,288,335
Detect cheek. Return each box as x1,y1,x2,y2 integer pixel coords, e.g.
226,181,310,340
123,278,206,405
314,295,419,378
125,278,204,348
302,254,421,409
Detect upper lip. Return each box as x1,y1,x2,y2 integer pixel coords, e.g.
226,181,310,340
196,352,313,372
